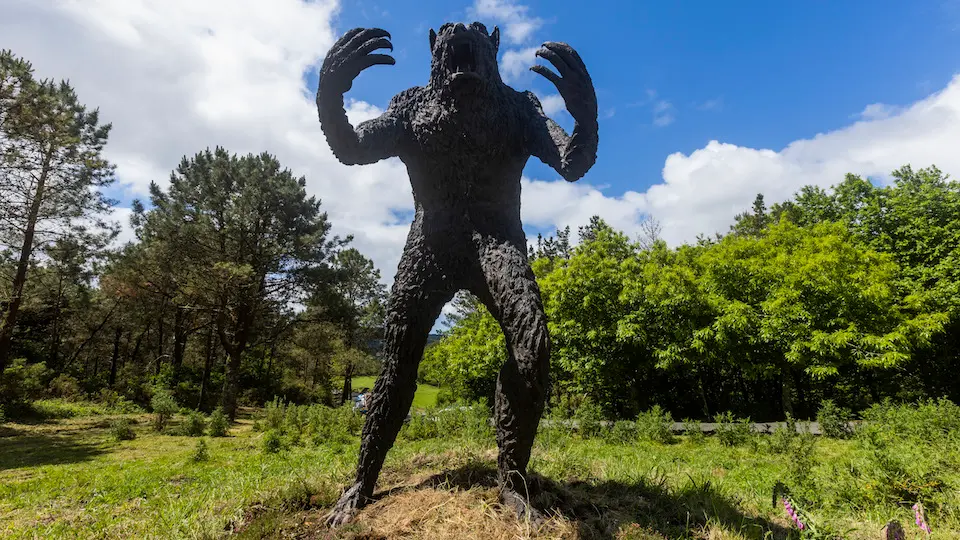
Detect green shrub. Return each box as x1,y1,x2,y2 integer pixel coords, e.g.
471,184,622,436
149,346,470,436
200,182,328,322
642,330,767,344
787,433,817,492
853,398,960,505
110,418,136,441
150,389,179,432
606,420,638,444
817,399,853,439
714,411,752,447
768,414,799,454
192,438,209,462
573,398,605,438
681,418,705,445
0,359,49,406
30,399,103,419
636,405,674,443
401,409,441,441
262,429,284,453
208,408,230,437
180,411,206,437
48,374,82,401
264,397,286,431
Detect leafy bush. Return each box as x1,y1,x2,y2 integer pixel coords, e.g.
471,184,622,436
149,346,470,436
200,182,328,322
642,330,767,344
401,410,440,440
208,408,229,437
262,429,284,453
636,405,674,443
606,420,638,443
768,414,800,454
0,359,49,406
98,389,143,414
110,418,136,441
714,412,752,447
180,411,206,437
192,438,209,462
438,401,492,440
853,398,960,504
263,397,286,431
681,418,705,445
786,433,817,492
817,399,853,439
573,398,605,438
150,389,179,432
48,374,82,401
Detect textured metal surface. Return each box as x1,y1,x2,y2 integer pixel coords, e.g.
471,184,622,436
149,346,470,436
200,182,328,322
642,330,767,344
316,22,598,526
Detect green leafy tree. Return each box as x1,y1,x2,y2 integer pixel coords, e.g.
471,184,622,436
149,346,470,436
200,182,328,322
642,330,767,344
0,50,116,372
134,147,344,418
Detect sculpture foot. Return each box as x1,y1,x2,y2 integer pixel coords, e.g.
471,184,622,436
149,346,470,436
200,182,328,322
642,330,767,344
325,482,369,527
500,486,545,526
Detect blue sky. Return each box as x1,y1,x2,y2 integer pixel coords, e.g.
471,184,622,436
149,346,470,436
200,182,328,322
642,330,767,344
319,0,960,237
7,0,960,331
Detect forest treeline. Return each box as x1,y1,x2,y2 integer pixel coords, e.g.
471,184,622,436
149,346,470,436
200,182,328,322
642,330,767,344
0,50,386,419
422,166,960,421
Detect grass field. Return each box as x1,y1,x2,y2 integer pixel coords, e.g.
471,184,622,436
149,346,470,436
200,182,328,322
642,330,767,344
0,399,956,539
346,375,440,409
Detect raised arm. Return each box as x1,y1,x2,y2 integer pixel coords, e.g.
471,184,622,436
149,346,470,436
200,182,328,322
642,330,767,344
317,28,405,165
527,42,599,182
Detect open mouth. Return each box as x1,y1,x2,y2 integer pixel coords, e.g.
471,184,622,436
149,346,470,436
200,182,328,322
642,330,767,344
448,38,479,78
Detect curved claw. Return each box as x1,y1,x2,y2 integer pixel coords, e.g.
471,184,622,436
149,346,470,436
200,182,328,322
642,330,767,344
335,27,366,48
530,64,561,86
534,47,574,80
354,53,396,73
541,41,587,75
355,36,394,57
344,28,391,53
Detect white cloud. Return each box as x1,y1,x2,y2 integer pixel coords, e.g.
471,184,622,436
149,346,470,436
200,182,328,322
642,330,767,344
652,100,675,127
2,0,414,284
538,94,566,116
470,0,543,45
857,102,901,121
520,74,960,252
648,75,960,245
499,46,538,84
696,97,723,112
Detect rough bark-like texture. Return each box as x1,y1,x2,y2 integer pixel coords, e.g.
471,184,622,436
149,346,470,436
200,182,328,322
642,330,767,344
316,22,598,526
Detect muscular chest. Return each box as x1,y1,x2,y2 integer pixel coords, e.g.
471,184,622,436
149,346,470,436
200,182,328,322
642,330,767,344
407,94,526,163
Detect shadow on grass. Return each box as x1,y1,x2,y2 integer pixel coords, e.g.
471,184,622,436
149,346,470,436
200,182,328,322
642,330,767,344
0,425,107,470
417,462,792,540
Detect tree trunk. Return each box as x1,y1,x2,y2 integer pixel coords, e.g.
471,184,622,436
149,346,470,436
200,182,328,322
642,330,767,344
0,148,53,372
221,347,243,419
198,326,215,411
340,361,353,406
63,301,119,370
49,273,64,367
781,368,795,418
109,326,122,387
156,303,166,376
130,320,151,367
171,307,187,384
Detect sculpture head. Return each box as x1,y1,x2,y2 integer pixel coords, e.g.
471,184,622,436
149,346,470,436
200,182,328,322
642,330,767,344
429,22,502,95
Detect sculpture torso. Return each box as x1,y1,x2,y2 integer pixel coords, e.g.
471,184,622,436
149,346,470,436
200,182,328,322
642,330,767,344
397,85,533,237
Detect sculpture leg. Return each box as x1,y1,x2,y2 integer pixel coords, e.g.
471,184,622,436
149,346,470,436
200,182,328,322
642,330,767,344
474,238,550,522
326,234,454,527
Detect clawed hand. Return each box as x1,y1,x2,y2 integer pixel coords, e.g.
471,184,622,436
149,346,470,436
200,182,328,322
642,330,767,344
530,42,598,125
319,27,395,95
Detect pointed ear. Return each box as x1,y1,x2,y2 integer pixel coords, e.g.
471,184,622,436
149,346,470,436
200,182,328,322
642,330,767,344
490,26,500,52
429,28,437,50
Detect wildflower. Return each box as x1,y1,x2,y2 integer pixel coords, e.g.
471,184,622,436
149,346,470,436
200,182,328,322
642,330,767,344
782,497,805,530
912,502,931,535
